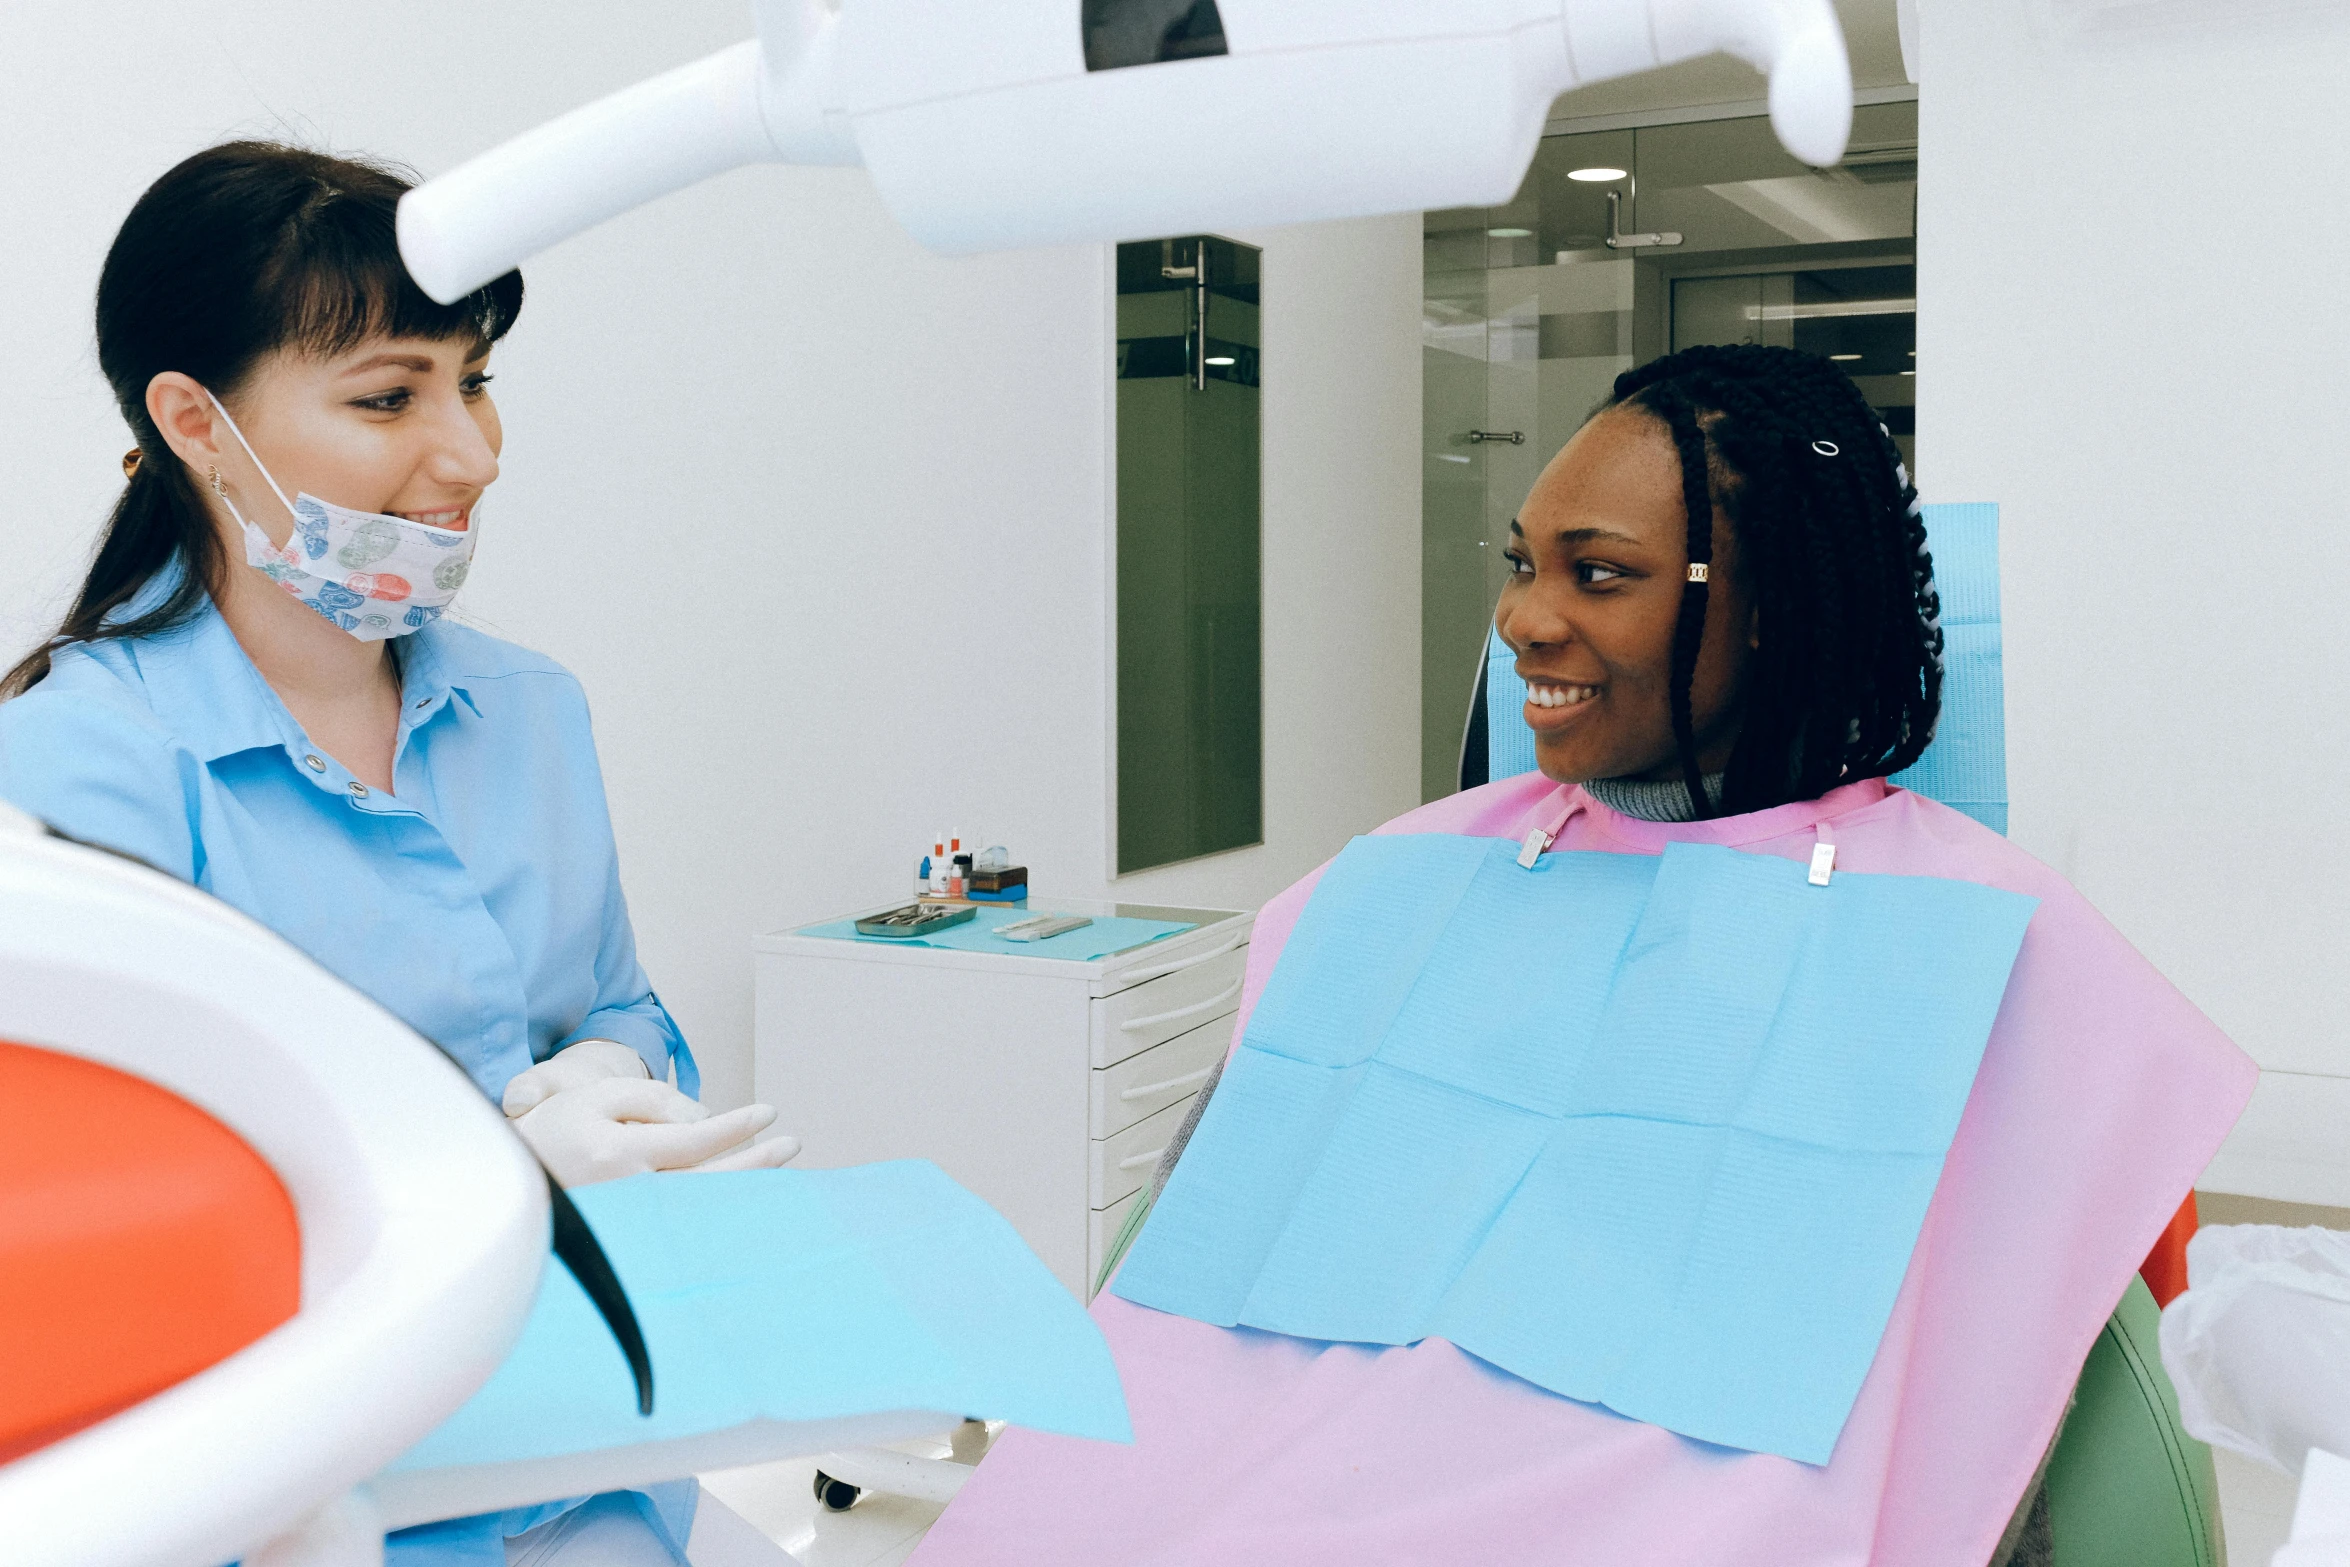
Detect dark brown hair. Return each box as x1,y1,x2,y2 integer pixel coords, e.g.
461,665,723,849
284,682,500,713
3,141,523,696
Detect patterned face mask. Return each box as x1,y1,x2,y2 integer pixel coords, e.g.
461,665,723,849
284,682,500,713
205,392,479,642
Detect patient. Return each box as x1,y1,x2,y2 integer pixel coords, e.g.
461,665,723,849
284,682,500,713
911,346,2252,1567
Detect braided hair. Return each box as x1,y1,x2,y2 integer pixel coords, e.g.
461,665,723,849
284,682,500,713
1605,344,1942,820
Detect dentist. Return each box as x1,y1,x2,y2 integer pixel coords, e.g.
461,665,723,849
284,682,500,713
0,141,791,1564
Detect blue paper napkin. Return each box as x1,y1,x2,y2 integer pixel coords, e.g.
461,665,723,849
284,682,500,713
1117,834,2035,1464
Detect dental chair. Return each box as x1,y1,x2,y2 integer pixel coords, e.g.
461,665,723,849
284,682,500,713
0,804,1109,1567
0,799,547,1566
1455,502,2222,1567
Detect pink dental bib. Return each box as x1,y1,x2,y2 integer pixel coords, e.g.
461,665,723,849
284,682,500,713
913,777,2255,1567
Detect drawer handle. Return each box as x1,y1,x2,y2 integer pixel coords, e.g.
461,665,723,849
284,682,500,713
1122,934,1246,983
1118,978,1243,1034
1117,1145,1169,1172
1118,1064,1217,1102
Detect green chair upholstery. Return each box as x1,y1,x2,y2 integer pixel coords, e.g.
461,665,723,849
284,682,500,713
2045,1273,2226,1567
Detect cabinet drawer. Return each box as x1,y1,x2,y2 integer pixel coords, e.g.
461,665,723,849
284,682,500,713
1091,1013,1230,1138
1088,1188,1140,1299
1090,946,1246,1068
1090,1093,1191,1210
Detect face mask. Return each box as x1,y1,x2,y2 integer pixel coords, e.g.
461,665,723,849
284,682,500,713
205,392,479,642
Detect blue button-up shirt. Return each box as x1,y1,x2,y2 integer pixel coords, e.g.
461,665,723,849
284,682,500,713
0,568,700,1559
0,570,693,1103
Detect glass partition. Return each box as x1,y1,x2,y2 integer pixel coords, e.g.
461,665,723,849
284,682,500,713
1116,236,1263,873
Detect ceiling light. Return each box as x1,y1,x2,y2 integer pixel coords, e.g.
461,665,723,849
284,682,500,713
1486,226,1533,238
1568,167,1628,183
1900,369,1916,376
1829,353,1863,362
1744,298,1915,321
1205,355,1236,366
1908,349,1917,356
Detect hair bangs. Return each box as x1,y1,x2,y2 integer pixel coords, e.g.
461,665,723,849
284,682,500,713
258,175,522,364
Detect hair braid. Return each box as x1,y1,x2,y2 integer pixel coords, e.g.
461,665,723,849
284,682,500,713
1644,383,1721,820
1602,343,1941,812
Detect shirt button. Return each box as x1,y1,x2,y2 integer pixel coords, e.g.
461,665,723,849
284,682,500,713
304,754,326,773
348,781,370,799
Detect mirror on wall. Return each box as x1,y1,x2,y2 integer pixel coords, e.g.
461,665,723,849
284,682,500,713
1115,236,1263,874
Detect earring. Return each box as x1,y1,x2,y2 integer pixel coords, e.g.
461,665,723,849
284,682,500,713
208,465,226,500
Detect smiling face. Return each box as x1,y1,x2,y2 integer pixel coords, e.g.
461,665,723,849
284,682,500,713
198,332,503,540
1497,405,1758,787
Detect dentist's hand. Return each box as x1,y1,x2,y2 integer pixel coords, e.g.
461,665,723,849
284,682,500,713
510,1074,803,1188
502,1038,653,1117
514,1077,802,1187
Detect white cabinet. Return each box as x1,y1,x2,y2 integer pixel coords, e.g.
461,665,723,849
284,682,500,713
754,901,1250,1298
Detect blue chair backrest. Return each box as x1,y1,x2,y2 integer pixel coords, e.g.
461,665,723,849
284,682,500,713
1482,502,2007,834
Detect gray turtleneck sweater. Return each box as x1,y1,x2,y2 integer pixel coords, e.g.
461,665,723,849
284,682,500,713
1579,772,1725,822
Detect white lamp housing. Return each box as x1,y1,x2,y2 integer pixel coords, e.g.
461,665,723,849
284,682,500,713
398,0,1852,303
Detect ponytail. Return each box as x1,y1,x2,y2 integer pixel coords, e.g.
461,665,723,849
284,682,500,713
2,451,222,698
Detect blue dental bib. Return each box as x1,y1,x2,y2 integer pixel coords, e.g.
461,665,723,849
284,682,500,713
1114,835,2036,1464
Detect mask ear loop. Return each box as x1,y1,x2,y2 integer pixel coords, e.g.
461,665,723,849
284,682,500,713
203,391,301,527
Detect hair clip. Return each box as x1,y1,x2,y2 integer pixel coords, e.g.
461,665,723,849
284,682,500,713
121,449,142,479
1810,439,1841,457
1686,563,1710,583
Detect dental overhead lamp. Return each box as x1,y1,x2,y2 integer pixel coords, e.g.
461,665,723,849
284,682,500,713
396,0,1853,303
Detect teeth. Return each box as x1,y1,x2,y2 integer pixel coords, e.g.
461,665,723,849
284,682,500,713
1527,684,1597,709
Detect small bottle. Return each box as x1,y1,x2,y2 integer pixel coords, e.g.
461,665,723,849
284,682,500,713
929,840,949,896
947,836,966,899
917,855,932,899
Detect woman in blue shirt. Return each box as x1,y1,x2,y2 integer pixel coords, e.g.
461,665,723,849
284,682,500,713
0,141,794,1565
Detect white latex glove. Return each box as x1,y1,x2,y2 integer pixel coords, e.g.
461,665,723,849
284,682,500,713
512,1076,803,1187
502,1038,652,1117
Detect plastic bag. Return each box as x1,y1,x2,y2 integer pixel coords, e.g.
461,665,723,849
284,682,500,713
2159,1223,2350,1476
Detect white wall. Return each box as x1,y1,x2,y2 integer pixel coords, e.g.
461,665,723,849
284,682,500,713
1921,1,2350,1201
0,3,1423,1112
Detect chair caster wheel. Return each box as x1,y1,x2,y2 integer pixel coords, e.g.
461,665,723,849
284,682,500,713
813,1470,861,1512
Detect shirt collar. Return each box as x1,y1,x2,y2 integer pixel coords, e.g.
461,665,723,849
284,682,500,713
117,563,304,764
391,618,481,725
114,557,480,762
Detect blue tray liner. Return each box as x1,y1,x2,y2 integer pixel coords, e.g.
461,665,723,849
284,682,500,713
798,906,1195,962
396,1161,1132,1473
